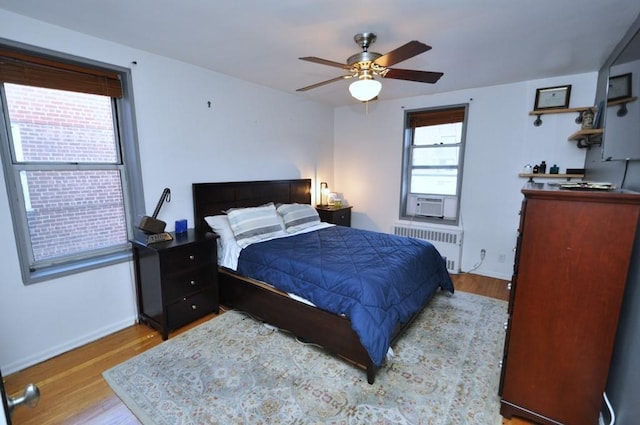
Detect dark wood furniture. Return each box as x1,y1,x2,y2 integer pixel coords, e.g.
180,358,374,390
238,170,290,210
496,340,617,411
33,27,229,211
192,179,440,384
131,229,219,340
316,205,352,226
499,183,640,425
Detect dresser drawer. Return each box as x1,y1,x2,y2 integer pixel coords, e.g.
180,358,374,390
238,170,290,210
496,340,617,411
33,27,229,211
161,241,215,271
163,264,216,302
167,287,218,330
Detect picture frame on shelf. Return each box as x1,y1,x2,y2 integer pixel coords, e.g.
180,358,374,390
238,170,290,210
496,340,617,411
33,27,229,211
593,100,605,129
534,85,572,110
607,73,632,101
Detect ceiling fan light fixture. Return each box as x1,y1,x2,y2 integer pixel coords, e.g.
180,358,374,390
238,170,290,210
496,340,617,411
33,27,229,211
348,77,382,102
297,33,442,100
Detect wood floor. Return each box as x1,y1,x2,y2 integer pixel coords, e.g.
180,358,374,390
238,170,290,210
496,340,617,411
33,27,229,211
3,273,531,425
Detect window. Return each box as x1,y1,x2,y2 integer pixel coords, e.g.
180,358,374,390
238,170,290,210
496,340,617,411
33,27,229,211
400,105,467,224
0,44,144,283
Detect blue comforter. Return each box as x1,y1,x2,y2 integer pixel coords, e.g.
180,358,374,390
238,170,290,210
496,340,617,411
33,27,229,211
237,226,454,366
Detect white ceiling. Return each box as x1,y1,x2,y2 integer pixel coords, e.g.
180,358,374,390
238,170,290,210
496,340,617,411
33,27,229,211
2,0,640,107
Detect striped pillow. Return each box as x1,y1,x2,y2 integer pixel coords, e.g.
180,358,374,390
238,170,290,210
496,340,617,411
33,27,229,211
277,203,320,233
226,203,284,248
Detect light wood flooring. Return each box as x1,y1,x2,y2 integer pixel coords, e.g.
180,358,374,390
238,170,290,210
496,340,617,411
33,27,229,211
4,273,532,425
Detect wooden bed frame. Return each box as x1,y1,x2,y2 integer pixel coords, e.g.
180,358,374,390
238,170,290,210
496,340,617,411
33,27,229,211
192,178,436,384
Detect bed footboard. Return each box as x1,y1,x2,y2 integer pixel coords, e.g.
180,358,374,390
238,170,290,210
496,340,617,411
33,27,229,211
219,268,378,383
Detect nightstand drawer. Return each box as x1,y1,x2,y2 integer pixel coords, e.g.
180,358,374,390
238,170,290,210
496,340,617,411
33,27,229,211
316,206,352,227
163,264,216,302
332,210,351,226
161,242,214,271
167,287,218,330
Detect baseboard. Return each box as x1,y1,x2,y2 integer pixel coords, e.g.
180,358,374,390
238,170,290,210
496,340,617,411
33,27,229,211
3,317,135,375
464,269,511,281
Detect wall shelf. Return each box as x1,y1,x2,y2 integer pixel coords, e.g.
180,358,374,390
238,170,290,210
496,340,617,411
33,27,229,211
608,96,637,118
528,106,592,115
568,128,603,141
518,173,584,182
568,128,603,149
608,96,637,107
529,106,593,127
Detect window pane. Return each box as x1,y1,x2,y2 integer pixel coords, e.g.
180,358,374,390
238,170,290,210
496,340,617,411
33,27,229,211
412,146,460,166
413,123,462,146
21,170,127,263
410,168,458,196
5,84,117,163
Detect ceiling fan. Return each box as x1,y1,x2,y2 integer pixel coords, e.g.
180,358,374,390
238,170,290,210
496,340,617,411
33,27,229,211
296,32,443,102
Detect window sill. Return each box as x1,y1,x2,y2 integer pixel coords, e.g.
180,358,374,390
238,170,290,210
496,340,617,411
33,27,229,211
24,249,132,285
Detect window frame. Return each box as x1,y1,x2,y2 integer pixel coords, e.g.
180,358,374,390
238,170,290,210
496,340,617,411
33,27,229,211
0,39,145,284
399,104,468,225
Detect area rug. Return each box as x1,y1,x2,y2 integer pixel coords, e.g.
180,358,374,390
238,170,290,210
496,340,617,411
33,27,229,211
103,291,507,424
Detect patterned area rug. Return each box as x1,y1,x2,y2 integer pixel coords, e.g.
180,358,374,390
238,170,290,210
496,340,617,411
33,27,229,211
103,291,507,424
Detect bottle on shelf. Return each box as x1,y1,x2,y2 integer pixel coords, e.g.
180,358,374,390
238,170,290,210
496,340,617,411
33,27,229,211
550,164,559,174
539,161,547,173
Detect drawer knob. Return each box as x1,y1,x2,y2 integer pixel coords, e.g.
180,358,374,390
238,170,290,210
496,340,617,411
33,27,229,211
191,304,197,310
189,255,195,260
190,280,196,285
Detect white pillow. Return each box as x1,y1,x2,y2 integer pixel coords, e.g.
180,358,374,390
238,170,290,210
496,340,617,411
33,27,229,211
226,203,284,248
204,215,236,245
277,203,320,233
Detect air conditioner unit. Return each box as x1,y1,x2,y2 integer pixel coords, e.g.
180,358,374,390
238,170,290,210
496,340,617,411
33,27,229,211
415,196,444,217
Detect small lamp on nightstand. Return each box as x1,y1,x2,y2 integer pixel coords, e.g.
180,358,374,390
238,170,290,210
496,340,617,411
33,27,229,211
319,181,329,206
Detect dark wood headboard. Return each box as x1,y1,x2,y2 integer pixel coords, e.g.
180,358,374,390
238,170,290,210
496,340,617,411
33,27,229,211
192,179,312,234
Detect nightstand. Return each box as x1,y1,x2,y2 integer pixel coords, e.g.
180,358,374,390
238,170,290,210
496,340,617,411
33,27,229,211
131,229,219,340
316,205,352,227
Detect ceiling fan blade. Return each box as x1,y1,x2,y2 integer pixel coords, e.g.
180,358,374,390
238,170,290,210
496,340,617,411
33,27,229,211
299,56,350,69
296,75,353,92
384,68,443,84
374,41,432,67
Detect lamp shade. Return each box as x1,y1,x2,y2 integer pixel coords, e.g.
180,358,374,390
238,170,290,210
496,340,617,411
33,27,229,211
349,78,382,102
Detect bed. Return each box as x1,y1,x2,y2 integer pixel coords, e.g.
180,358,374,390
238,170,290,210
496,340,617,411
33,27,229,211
192,178,454,384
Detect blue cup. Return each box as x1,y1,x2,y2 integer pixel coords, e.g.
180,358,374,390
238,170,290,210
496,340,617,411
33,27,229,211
175,219,188,234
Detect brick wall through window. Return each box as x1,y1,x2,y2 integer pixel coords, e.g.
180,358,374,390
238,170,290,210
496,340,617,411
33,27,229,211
6,84,127,263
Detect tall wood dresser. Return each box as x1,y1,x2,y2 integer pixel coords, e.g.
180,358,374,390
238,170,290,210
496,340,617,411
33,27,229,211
500,183,640,425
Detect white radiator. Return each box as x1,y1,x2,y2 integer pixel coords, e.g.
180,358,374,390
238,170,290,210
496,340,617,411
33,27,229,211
392,222,463,274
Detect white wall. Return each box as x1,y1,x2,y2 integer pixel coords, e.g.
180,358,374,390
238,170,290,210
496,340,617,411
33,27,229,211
0,10,334,373
334,74,597,279
0,7,599,374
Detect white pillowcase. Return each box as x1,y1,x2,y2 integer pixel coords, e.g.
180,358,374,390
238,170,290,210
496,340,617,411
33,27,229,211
226,203,284,248
277,203,320,233
204,215,236,245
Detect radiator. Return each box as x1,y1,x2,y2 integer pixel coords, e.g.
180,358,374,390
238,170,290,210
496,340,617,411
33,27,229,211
392,223,463,274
